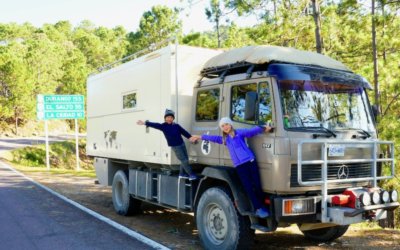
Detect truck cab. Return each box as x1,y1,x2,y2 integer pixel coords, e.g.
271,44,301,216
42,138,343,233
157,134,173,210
188,45,398,246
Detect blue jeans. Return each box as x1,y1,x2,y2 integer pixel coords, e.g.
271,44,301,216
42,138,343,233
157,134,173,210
235,160,265,210
171,143,193,175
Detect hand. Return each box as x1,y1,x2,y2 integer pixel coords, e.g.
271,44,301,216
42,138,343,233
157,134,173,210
264,125,274,133
137,120,145,125
190,135,201,143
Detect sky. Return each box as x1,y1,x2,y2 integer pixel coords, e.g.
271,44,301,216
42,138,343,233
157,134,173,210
0,0,257,34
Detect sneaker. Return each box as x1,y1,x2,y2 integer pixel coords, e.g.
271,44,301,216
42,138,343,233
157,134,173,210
255,208,270,218
179,173,189,178
189,174,198,181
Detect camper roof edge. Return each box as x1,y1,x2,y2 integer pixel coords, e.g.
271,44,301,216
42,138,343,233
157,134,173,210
90,37,178,76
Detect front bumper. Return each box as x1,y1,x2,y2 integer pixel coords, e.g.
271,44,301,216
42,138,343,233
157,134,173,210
328,202,399,225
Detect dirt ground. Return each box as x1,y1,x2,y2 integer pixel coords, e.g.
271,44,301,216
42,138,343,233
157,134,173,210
18,170,400,250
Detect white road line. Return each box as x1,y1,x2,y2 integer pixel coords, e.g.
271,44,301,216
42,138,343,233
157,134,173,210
0,161,170,250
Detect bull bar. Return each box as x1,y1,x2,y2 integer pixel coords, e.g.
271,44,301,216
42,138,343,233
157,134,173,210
297,139,397,223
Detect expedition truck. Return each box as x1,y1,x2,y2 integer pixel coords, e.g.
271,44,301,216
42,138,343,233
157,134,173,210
86,42,399,249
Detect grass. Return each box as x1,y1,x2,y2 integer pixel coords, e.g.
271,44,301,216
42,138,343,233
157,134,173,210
9,163,96,178
7,139,95,178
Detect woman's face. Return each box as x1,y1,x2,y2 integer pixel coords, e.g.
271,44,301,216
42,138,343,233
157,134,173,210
221,123,232,133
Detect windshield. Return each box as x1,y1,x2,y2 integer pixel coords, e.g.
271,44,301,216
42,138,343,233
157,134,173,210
278,80,375,132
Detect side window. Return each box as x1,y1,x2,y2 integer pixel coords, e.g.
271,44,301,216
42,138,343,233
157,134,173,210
196,88,220,121
122,92,137,110
231,83,257,124
258,82,272,124
230,82,272,125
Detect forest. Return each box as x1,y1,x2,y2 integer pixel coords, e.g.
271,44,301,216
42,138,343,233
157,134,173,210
0,0,399,221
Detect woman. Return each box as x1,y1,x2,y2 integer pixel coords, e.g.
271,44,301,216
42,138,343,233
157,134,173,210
192,117,273,218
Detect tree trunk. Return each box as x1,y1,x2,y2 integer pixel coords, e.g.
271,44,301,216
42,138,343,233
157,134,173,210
372,0,380,111
311,0,323,54
379,210,395,228
216,17,221,48
381,4,386,62
14,107,19,136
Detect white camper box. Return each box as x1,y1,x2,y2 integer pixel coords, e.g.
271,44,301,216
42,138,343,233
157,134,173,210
86,45,221,171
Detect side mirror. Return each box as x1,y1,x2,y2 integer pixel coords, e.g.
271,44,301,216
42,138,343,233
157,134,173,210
244,91,257,121
372,104,380,122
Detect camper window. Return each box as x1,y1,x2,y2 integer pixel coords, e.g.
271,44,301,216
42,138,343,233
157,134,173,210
122,92,137,110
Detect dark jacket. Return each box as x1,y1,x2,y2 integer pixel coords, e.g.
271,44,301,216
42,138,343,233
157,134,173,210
145,121,191,147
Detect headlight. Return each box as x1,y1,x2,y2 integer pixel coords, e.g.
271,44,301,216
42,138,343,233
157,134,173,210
380,190,390,203
390,190,398,202
282,198,316,216
371,191,380,204
359,192,371,206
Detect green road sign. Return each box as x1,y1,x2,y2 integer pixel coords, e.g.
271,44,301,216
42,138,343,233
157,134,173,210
37,94,85,120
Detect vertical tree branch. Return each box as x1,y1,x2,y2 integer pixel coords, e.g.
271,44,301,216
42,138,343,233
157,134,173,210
311,0,323,54
372,0,380,111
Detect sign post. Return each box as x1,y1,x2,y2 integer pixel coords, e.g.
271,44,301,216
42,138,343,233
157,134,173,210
75,119,80,170
45,120,50,170
37,94,85,170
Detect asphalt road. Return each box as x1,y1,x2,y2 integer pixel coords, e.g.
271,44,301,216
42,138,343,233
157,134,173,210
0,161,163,250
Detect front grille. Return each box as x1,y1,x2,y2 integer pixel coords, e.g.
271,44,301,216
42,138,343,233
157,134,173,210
290,163,373,188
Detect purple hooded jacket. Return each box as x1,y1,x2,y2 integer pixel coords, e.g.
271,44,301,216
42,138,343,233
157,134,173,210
201,126,264,167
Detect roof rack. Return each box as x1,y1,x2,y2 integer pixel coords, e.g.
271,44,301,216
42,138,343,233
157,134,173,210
201,61,254,78
200,61,269,80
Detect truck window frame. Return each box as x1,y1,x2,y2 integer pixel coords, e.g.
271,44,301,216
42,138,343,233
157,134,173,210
195,87,220,121
230,81,272,125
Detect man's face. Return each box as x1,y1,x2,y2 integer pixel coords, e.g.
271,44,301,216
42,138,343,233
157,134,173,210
165,116,174,124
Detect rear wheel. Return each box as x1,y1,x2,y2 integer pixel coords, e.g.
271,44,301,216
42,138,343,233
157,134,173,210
112,170,141,216
299,224,349,242
196,187,254,250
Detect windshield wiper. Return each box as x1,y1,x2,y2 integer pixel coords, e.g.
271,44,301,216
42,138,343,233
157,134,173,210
349,128,371,139
290,126,337,138
312,127,337,139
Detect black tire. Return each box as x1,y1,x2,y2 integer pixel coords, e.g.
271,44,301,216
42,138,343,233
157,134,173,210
299,224,349,242
196,187,254,250
112,170,141,216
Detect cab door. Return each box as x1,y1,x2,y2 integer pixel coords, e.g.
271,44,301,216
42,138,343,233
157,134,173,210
221,79,276,167
189,85,223,166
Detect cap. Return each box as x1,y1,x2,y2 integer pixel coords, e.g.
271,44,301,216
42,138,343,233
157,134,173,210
219,117,233,127
164,109,175,119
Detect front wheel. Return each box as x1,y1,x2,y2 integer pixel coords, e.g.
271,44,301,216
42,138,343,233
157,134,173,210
298,224,349,242
196,187,254,250
112,170,141,216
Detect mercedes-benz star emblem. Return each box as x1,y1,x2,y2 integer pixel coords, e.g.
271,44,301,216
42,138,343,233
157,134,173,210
337,165,349,179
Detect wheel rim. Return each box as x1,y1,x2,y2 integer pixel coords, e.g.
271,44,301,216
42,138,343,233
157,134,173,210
204,202,228,245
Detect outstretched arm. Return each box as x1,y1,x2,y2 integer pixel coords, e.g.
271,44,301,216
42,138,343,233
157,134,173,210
178,124,192,139
201,134,223,144
136,120,162,130
240,125,274,138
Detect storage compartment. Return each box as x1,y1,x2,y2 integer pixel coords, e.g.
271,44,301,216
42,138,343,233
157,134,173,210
159,175,178,206
129,169,158,200
94,157,118,186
